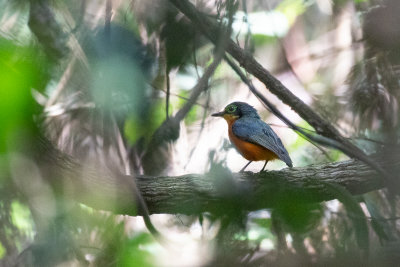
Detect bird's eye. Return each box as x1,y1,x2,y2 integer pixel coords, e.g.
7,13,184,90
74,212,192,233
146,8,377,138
226,105,237,113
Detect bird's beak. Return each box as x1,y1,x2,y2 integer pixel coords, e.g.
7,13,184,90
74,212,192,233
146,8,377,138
211,111,225,117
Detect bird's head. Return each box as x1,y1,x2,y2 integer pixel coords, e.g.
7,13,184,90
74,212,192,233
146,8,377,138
212,102,260,123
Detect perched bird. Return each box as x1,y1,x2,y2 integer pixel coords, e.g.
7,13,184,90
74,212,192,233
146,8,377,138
212,102,292,172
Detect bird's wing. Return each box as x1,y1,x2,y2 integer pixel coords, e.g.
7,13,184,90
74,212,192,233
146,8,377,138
232,118,293,167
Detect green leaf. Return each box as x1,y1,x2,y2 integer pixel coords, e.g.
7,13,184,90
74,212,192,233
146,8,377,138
0,242,4,259
118,232,154,267
0,39,44,153
124,100,166,145
252,34,278,47
276,0,307,24
363,194,392,243
272,201,323,234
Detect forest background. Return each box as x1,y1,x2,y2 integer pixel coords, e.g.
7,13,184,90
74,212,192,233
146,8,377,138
1,0,400,266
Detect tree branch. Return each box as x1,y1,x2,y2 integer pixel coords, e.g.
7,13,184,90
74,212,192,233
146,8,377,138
223,55,390,181
167,0,338,139
28,0,69,61
137,157,389,215
167,0,389,181
141,55,222,175
36,135,395,217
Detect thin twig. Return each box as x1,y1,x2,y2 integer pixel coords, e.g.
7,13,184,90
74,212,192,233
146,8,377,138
269,123,391,145
158,88,209,109
223,55,390,181
141,1,235,174
167,0,389,181
184,89,211,169
166,67,170,118
330,210,400,222
174,56,221,121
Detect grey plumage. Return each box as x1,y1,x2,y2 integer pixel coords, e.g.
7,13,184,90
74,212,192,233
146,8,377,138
231,104,293,167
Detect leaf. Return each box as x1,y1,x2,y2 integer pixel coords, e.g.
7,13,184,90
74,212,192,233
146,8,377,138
0,39,44,153
161,12,205,70
272,201,323,234
276,0,307,24
363,194,392,243
118,232,154,267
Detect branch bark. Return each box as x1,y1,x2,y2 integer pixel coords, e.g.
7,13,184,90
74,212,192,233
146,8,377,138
36,135,396,216
137,157,388,215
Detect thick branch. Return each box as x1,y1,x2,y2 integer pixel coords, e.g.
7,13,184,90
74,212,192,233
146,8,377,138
33,136,400,218
38,136,397,216
137,158,389,215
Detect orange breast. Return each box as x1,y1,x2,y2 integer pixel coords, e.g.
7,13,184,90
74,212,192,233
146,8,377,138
227,120,278,162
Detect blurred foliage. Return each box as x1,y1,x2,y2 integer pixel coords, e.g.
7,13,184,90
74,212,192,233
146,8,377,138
1,0,400,266
0,37,47,265
0,39,45,153
162,12,203,71
251,33,278,47
276,0,308,24
11,201,34,240
124,100,167,145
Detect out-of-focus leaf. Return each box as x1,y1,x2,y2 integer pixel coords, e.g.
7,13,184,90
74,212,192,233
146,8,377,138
273,201,323,234
86,24,155,77
176,90,198,124
289,121,315,149
11,201,34,238
0,39,44,153
206,161,250,222
253,218,272,229
114,4,140,35
252,34,278,47
250,218,275,241
124,100,166,145
0,242,4,259
162,15,196,70
161,11,206,70
91,55,146,118
118,232,154,267
83,24,155,125
324,182,369,253
276,0,307,24
363,194,392,243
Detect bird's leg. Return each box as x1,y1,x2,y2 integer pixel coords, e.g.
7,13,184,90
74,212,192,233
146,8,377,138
260,161,268,172
239,161,252,173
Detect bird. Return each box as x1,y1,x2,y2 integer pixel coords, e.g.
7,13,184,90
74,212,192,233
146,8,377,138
212,102,293,172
